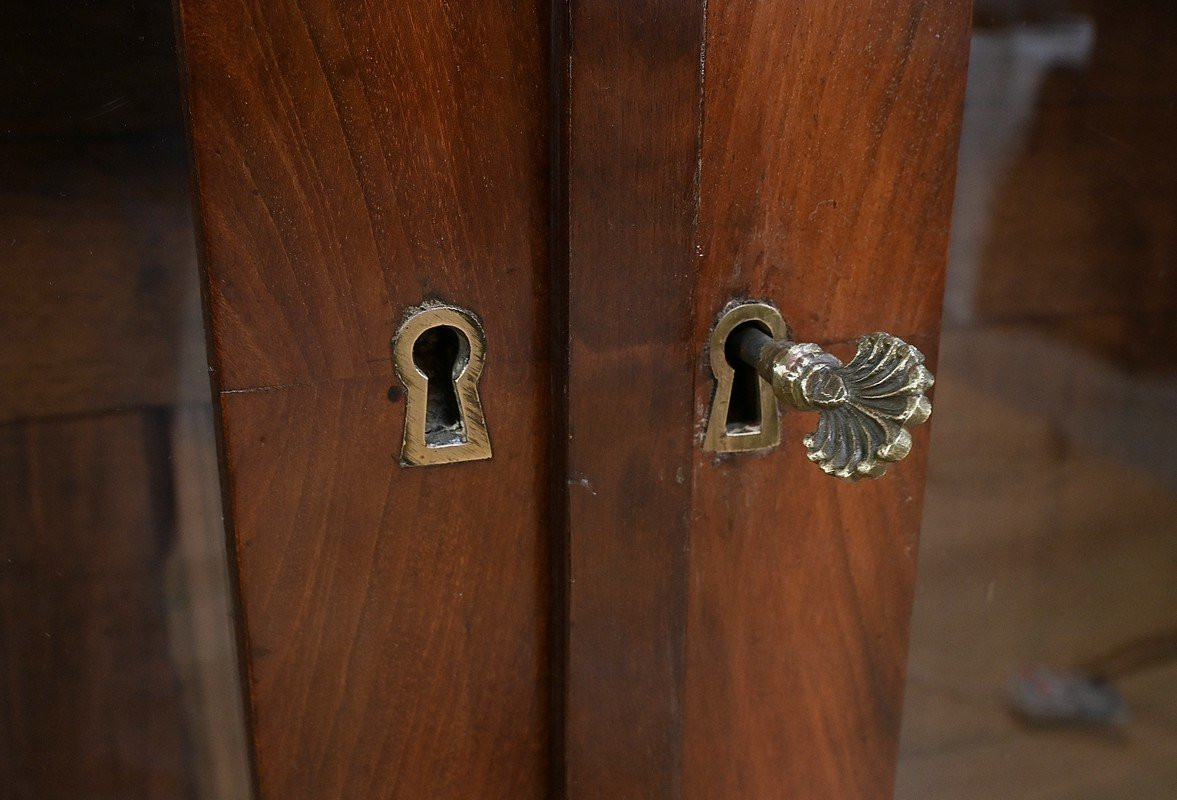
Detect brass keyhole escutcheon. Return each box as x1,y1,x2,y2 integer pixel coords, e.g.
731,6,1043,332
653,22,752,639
703,301,790,454
703,299,934,480
393,304,492,467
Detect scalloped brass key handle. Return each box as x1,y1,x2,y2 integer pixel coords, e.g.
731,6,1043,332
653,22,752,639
704,302,933,481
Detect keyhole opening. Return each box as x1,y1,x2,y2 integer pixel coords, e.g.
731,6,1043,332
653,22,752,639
723,320,769,434
412,324,470,447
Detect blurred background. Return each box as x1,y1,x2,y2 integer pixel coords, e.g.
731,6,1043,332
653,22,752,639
0,3,250,797
896,1,1177,797
0,1,1174,797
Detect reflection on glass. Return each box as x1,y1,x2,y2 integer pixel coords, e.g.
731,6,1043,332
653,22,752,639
898,1,1177,797
0,4,251,798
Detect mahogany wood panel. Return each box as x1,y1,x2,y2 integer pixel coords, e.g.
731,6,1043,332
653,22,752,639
684,3,969,799
181,1,968,796
177,1,551,797
559,2,705,796
0,412,192,799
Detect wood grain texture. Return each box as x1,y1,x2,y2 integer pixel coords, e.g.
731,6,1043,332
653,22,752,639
180,1,968,795
0,412,193,799
177,1,552,797
684,2,970,799
560,1,705,796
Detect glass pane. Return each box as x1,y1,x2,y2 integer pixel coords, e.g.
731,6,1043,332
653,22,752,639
0,4,251,797
898,1,1177,797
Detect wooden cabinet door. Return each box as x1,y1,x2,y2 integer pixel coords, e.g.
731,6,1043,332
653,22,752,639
178,1,969,798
